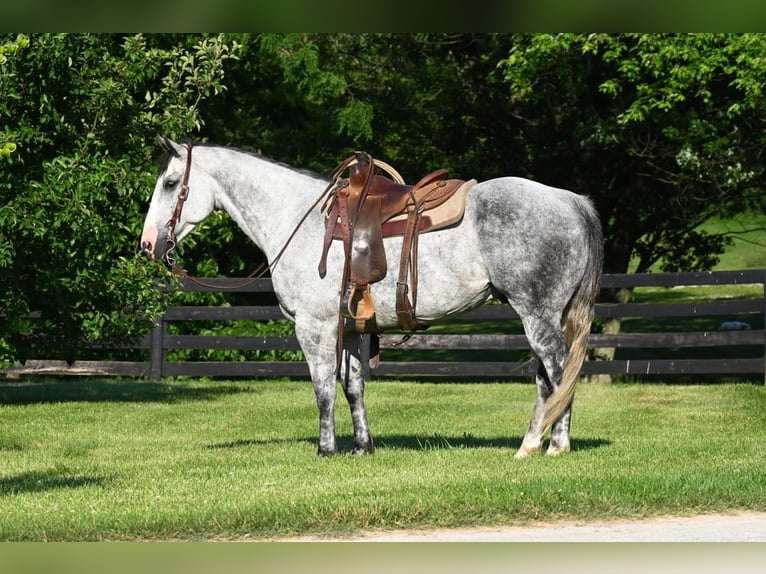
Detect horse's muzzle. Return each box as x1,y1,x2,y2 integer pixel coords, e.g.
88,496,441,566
140,240,156,259
140,225,162,261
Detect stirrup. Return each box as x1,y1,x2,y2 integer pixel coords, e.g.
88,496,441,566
341,284,375,322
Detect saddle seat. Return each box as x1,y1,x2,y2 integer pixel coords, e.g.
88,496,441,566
318,152,475,338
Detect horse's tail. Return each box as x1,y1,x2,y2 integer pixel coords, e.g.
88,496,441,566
540,196,603,433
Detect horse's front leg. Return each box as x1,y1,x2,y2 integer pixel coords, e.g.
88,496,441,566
296,319,340,457
339,333,374,455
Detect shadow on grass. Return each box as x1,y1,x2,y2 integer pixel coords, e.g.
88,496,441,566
0,378,261,405
207,434,611,453
0,468,112,496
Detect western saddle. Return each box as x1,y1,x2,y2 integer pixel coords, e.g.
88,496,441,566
318,152,475,341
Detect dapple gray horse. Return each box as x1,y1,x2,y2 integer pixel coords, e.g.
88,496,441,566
141,137,603,458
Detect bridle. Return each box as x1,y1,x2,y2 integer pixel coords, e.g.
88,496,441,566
163,143,194,267
162,142,270,289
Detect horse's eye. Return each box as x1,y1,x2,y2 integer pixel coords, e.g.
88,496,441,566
164,178,178,190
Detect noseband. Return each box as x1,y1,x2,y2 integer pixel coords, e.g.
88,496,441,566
164,143,194,265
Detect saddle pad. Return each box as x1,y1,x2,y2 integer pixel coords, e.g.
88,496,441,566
380,178,476,237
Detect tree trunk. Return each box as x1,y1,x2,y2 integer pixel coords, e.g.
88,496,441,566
587,286,632,383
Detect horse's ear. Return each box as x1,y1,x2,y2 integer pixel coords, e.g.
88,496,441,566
156,134,182,157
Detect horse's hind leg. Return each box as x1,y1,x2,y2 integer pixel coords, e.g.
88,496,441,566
515,314,571,458
339,335,374,455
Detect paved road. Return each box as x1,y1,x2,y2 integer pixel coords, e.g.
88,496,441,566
289,512,766,542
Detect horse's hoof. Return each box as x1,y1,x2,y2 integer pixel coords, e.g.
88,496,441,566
316,447,337,458
352,448,373,457
546,444,570,456
514,446,540,459
352,441,374,456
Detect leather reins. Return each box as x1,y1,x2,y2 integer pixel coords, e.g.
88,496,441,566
163,144,355,290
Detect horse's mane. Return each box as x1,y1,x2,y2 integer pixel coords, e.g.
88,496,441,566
156,137,326,182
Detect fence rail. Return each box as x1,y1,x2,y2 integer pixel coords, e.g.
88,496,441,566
4,270,765,383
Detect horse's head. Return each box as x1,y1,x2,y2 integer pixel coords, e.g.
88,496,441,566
140,135,215,262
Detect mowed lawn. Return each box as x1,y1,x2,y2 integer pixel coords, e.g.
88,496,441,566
1,378,764,541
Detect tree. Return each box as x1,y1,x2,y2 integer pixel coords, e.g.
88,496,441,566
0,33,240,364
204,34,518,178
499,33,766,275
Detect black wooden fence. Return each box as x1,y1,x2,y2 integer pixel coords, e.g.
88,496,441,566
5,270,765,383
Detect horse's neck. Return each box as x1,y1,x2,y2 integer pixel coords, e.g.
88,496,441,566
205,147,326,262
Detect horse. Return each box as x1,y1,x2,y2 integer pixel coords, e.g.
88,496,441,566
140,136,603,458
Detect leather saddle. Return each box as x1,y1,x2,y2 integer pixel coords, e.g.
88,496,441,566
318,151,475,335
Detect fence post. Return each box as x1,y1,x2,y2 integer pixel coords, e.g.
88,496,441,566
149,316,165,382
763,270,766,385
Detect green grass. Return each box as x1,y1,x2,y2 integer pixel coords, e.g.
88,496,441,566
1,378,765,540
703,211,766,270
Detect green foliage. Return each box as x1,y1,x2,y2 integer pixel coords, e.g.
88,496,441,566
0,33,240,364
259,34,346,105
499,33,766,274
206,34,516,176
337,100,374,142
